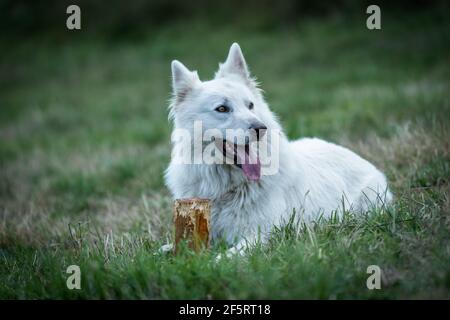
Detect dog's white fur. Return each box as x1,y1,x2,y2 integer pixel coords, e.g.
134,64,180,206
165,43,392,255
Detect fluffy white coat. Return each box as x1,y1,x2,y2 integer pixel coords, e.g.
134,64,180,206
165,43,392,255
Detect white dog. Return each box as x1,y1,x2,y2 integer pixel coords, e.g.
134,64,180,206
164,43,392,256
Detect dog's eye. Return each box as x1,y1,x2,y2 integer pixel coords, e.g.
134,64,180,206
248,102,254,110
215,105,230,113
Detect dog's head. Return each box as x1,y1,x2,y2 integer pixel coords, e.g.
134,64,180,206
169,43,280,181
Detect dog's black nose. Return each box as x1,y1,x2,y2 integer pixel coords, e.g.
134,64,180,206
249,123,267,140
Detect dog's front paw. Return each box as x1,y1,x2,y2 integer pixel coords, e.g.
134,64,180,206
155,243,174,255
214,252,229,263
215,246,244,262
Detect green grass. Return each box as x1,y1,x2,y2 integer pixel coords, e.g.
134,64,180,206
1,8,449,299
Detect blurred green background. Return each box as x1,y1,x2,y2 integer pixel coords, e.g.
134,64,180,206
0,0,449,299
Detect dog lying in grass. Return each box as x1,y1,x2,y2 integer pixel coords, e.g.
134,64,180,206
163,43,392,256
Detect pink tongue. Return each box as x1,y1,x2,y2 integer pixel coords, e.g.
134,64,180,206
235,145,261,181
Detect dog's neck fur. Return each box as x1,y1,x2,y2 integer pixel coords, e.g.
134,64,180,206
166,130,294,201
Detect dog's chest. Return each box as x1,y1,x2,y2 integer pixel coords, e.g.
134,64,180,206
168,164,292,244
208,182,286,244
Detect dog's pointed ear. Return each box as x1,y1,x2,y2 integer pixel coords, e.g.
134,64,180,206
171,60,200,102
216,43,250,80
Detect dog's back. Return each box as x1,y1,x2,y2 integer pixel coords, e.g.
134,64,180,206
290,137,392,215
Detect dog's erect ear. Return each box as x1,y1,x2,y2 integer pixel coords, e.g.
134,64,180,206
171,60,200,102
216,43,250,80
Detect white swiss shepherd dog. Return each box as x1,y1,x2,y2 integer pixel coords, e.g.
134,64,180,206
164,43,392,257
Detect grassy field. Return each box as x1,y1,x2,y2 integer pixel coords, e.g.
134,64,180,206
1,8,449,299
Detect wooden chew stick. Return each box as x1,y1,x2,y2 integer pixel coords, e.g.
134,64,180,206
173,198,211,254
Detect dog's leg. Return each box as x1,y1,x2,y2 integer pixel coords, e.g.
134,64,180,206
222,240,247,258
215,234,264,261
157,243,174,254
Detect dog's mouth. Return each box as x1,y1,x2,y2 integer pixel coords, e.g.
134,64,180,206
217,139,261,181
